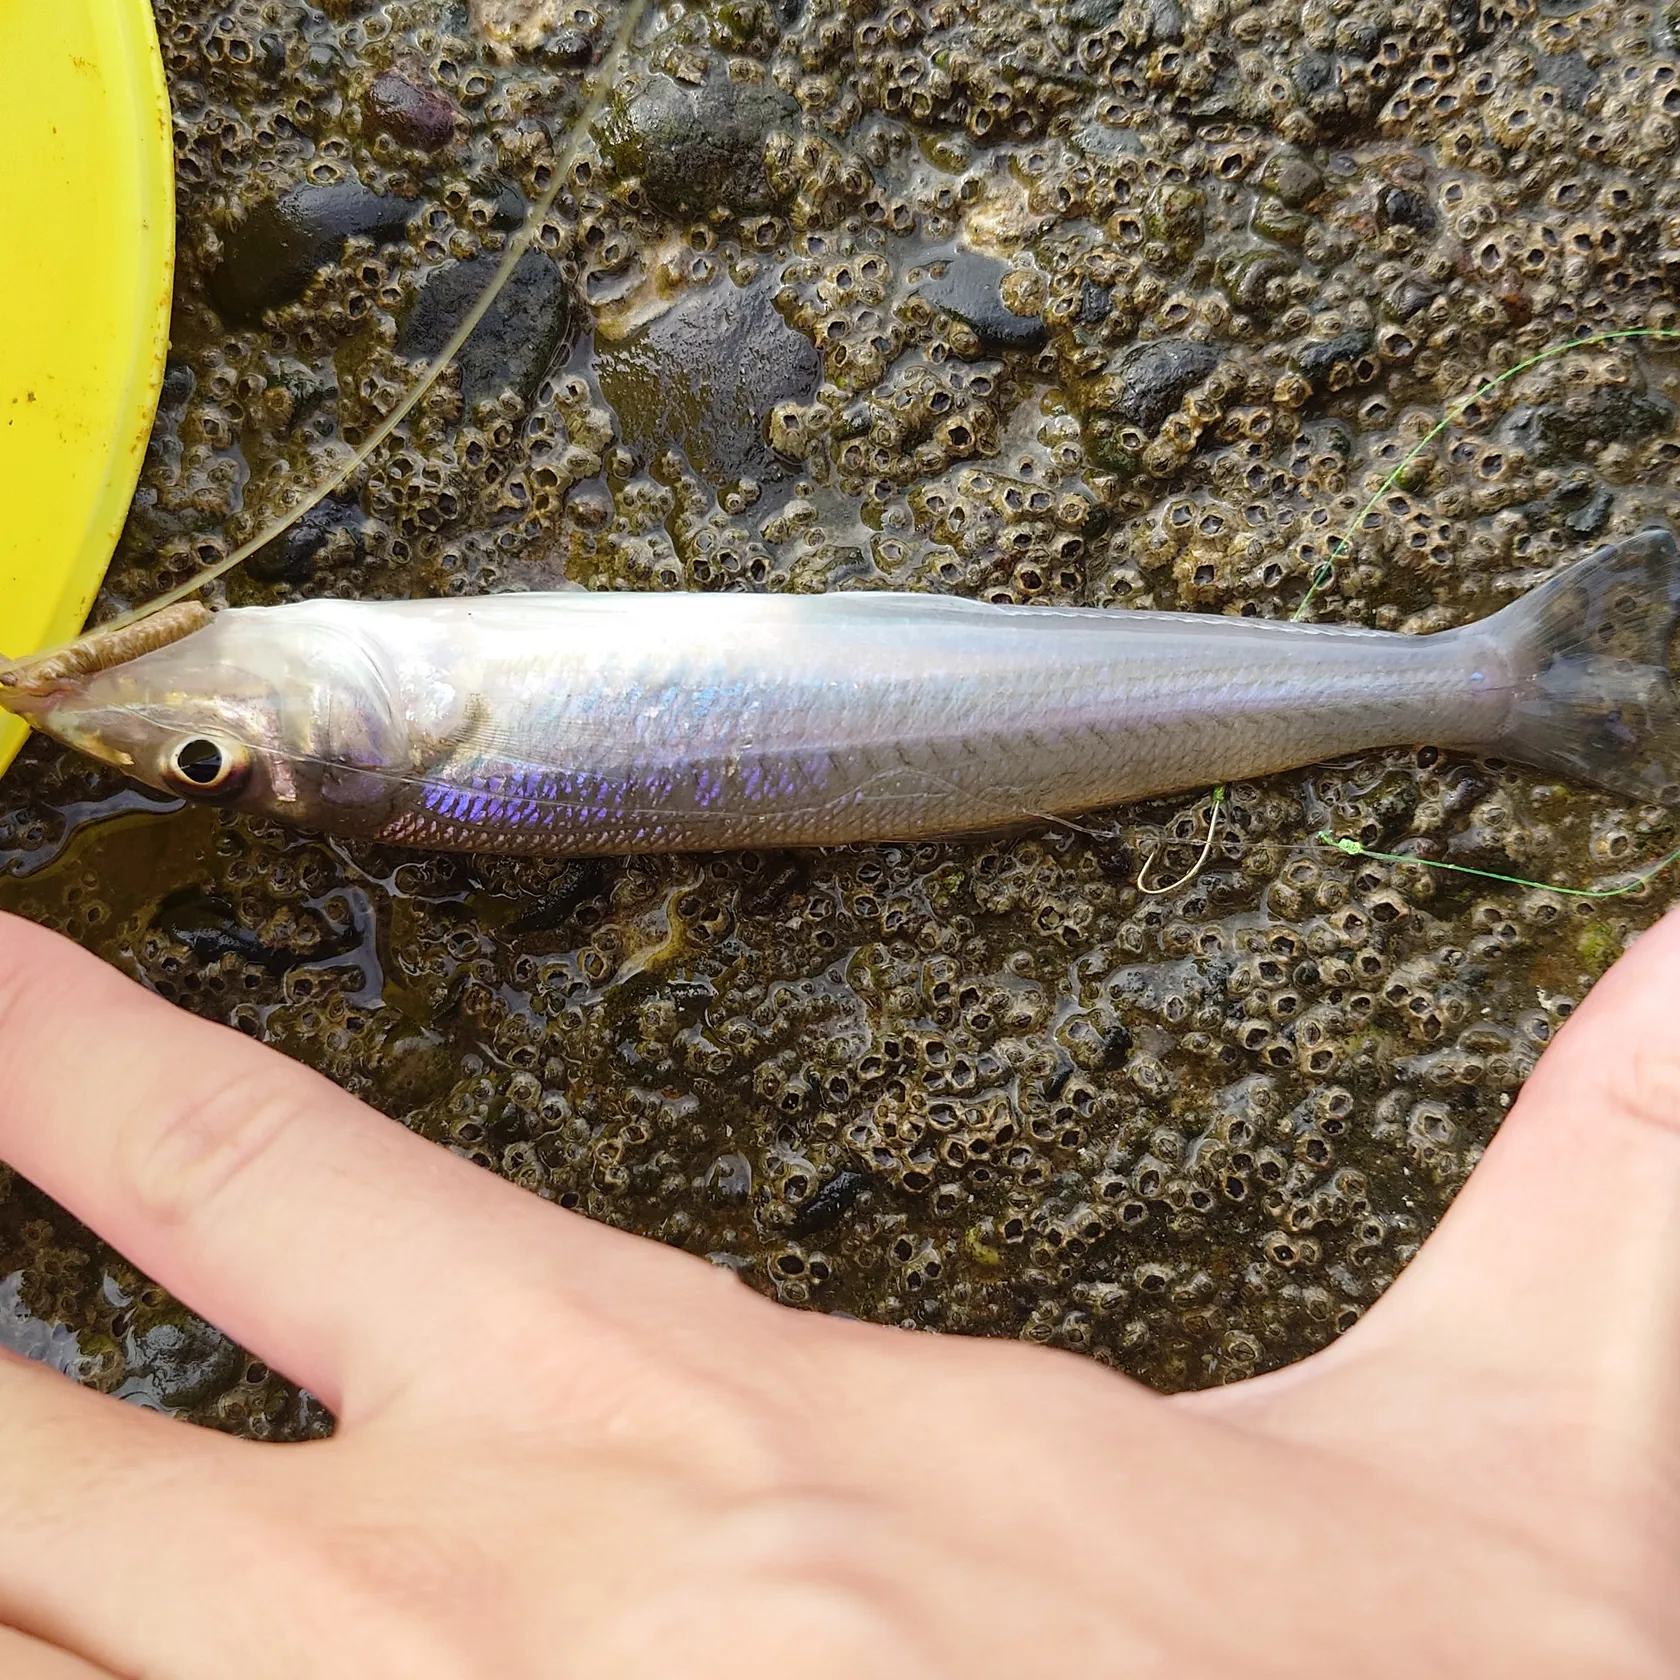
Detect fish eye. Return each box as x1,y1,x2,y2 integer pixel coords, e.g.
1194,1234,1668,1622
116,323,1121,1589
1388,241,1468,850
162,736,251,802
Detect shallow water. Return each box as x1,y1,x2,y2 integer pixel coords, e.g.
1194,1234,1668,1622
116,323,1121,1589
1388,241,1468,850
1,0,1678,1432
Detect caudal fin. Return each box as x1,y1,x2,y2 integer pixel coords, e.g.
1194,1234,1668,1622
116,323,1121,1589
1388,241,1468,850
1480,526,1680,805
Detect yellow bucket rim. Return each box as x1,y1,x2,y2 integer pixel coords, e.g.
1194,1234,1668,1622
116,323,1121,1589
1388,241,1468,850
0,0,175,775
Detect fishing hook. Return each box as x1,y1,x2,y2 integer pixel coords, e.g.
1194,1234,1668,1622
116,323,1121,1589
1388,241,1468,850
1136,785,1226,896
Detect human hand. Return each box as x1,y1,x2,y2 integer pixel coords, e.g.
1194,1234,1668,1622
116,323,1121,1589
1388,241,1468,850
0,906,1673,1679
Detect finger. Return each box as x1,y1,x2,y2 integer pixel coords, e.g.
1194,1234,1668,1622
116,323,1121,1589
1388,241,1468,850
0,1350,231,1675
1323,903,1680,1370
1189,907,1680,1506
0,1626,117,1680
0,914,744,1420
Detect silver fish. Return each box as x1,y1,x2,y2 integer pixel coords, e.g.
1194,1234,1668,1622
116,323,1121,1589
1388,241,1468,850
4,530,1678,856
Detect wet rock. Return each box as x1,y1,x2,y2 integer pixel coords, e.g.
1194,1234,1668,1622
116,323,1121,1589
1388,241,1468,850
1259,152,1322,208
916,250,1047,352
130,1315,245,1411
543,28,596,67
1065,0,1181,34
209,181,420,325
1114,338,1219,431
1531,475,1614,539
791,1168,872,1236
362,71,457,151
596,278,822,486
151,888,359,973
1508,385,1677,462
1218,246,1296,316
1539,50,1597,111
1385,275,1438,319
398,249,574,408
1252,195,1309,244
1379,186,1436,232
1295,329,1372,384
247,491,364,584
596,70,800,217
152,888,290,973
159,362,194,409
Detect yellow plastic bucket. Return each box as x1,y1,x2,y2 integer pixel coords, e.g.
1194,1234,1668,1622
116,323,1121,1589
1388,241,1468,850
0,0,174,773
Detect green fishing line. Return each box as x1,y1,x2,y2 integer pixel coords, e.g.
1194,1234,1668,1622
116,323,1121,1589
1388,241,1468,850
1292,325,1680,622
1314,832,1680,899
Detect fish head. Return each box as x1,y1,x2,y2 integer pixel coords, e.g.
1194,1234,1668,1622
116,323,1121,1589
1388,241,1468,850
0,603,408,826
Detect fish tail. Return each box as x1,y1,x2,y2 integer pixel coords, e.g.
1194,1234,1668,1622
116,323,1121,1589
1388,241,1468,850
1479,526,1680,804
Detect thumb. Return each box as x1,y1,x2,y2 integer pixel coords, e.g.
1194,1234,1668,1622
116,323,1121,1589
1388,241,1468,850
1186,905,1680,1520
1347,901,1680,1396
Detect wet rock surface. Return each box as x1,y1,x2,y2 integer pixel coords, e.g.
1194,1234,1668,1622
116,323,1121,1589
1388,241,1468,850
915,248,1048,352
596,278,823,485
596,68,801,216
3,0,1680,1428
208,180,421,324
398,248,575,408
362,69,458,151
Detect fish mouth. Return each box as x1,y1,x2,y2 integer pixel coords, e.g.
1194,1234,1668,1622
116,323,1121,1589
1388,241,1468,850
0,603,215,712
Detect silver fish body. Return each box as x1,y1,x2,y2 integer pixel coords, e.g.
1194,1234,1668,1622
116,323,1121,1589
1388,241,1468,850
8,529,1680,855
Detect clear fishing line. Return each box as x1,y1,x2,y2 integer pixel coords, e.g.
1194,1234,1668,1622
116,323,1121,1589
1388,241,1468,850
97,0,650,636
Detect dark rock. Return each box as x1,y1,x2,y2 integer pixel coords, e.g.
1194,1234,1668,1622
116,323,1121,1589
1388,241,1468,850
1539,49,1596,110
1115,338,1219,431
1385,275,1438,319
1295,328,1372,382
302,41,342,82
1290,50,1336,96
1564,491,1613,539
363,71,457,151
1218,246,1296,316
153,888,291,973
1078,280,1113,325
131,1316,245,1411
1508,385,1677,462
544,27,595,67
466,175,527,231
1543,477,1615,539
791,1168,872,1236
1101,1022,1134,1068
258,31,286,79
1447,0,1493,45
596,70,800,216
1064,0,1177,33
247,492,364,584
398,248,574,408
917,250,1047,352
1379,186,1437,232
1336,17,1381,55
1147,0,1186,42
159,362,194,408
1065,0,1122,27
209,181,420,324
1252,195,1309,244
596,278,822,486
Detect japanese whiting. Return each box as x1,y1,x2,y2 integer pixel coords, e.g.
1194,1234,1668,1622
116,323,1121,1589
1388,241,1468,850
2,528,1678,855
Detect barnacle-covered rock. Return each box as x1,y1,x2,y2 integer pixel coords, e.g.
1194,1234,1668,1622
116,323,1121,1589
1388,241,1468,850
596,67,801,217
596,277,822,487
398,249,575,409
10,0,1680,1425
208,180,421,325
